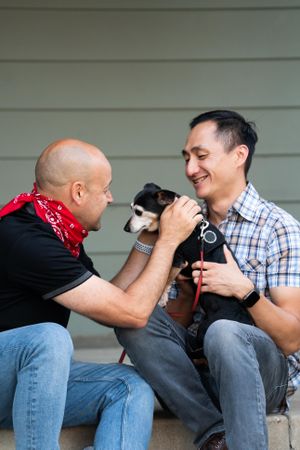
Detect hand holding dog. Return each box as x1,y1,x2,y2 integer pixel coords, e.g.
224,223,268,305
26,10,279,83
159,196,202,247
192,245,253,301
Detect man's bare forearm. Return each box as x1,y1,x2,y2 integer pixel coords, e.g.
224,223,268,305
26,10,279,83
111,231,158,290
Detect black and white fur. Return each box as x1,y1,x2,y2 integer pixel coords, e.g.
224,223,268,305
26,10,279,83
124,183,254,356
124,183,184,307
124,183,178,234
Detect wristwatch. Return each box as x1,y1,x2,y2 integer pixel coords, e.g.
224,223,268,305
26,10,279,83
240,286,260,308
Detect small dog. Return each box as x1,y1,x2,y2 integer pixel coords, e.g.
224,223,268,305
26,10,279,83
124,183,254,356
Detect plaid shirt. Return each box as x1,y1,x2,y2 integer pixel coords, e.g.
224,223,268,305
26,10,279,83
201,182,300,412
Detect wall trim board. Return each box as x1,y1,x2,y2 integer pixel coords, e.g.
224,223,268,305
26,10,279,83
0,1,299,11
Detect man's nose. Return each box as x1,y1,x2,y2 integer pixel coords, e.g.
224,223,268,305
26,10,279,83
185,157,199,178
107,190,114,203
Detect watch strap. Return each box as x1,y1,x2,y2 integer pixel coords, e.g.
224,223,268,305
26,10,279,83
240,286,260,308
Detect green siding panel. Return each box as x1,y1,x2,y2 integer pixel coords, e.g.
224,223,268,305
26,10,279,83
1,61,300,109
1,157,300,204
1,1,299,9
84,206,137,254
1,9,300,60
0,109,300,158
86,253,129,282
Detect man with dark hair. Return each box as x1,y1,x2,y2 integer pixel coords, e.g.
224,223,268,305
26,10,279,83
189,109,257,174
0,138,201,450
116,110,300,450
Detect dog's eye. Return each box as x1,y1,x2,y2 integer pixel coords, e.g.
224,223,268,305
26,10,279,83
135,210,142,216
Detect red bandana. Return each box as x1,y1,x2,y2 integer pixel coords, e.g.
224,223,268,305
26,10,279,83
0,183,88,258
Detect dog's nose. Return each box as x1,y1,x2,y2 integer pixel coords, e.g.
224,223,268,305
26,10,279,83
124,220,131,232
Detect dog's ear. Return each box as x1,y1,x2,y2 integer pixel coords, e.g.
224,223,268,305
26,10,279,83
155,190,177,206
143,182,162,192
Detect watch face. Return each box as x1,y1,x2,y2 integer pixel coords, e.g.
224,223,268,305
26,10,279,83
242,289,260,308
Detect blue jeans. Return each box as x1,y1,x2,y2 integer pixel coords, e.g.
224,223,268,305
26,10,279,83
115,306,288,450
0,323,154,450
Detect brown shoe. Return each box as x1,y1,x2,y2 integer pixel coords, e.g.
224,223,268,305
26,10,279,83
199,432,227,450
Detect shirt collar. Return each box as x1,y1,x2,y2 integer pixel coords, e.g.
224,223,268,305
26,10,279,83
200,182,260,223
231,182,261,222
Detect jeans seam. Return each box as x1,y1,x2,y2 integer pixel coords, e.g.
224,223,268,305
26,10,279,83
244,329,274,445
245,329,288,406
71,376,130,382
251,343,265,443
70,376,130,450
160,318,186,349
26,365,37,450
120,378,130,450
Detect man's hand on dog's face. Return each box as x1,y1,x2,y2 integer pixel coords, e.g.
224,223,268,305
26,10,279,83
159,196,202,247
191,245,253,301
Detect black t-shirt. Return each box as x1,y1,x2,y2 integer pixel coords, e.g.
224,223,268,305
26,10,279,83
0,204,99,332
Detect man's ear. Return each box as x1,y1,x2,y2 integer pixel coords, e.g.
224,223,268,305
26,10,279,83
235,144,249,168
155,190,177,206
71,181,86,205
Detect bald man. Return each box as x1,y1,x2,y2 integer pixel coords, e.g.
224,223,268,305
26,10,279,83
0,139,202,450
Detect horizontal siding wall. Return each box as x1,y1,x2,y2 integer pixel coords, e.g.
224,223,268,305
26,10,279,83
0,109,300,159
1,0,300,9
0,0,299,340
1,61,300,108
1,9,300,60
2,156,300,206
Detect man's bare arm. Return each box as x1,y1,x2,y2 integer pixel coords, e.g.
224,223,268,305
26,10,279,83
246,286,300,356
111,231,158,290
192,246,300,355
54,196,202,328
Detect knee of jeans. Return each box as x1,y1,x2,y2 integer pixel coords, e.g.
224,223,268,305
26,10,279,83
115,307,173,353
115,326,144,349
203,319,242,358
125,369,155,407
31,322,73,361
133,375,154,402
136,380,155,411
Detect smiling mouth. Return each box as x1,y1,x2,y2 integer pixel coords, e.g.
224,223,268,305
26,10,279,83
192,175,208,185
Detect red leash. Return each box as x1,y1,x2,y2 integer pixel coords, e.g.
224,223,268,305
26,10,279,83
118,349,127,364
192,243,204,312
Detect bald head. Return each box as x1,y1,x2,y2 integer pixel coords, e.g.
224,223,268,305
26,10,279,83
34,139,113,230
35,139,109,194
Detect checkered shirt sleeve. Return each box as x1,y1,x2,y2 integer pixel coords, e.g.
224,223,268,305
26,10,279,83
267,218,300,288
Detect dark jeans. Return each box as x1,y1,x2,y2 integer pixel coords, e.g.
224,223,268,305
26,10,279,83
115,306,288,450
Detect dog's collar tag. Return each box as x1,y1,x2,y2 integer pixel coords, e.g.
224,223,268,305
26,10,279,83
198,220,217,244
203,230,217,244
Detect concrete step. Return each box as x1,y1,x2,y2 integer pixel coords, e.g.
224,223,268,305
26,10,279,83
0,406,297,450
0,347,299,450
